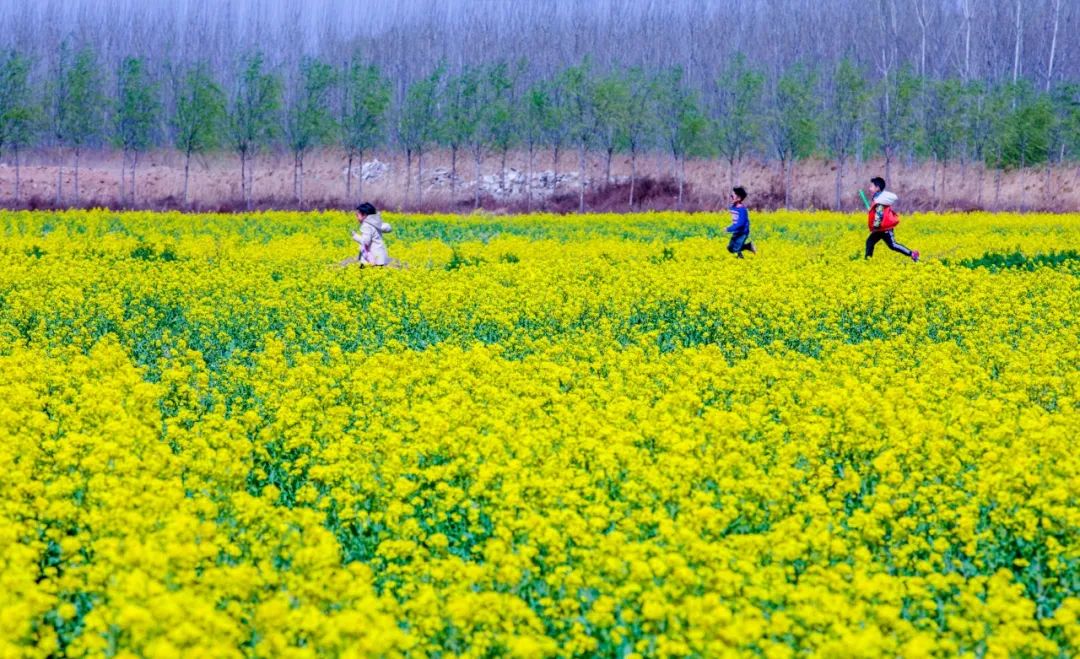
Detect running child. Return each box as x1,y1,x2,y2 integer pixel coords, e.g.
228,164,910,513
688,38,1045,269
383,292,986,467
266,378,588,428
725,186,757,258
351,202,393,266
865,177,919,262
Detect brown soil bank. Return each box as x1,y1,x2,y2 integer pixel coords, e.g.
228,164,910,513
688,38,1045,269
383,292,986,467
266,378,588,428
1,148,1077,213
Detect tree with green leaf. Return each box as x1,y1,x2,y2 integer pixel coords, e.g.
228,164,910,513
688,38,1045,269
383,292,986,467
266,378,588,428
622,68,660,208
961,80,995,206
0,50,35,201
711,53,765,186
114,56,159,206
398,65,443,206
456,66,495,209
591,71,631,185
823,57,868,209
173,63,226,207
766,64,818,208
437,67,479,202
659,67,707,208
1045,83,1079,203
874,64,922,182
522,80,556,211
559,60,598,212
998,81,1054,171
984,83,1017,209
542,75,572,197
340,57,390,202
285,57,337,205
485,61,521,194
999,82,1055,210
1053,84,1080,163
461,62,516,209
923,77,965,205
54,45,106,206
228,53,282,210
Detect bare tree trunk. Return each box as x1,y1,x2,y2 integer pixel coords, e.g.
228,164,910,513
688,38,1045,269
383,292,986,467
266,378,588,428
604,148,612,185
346,151,353,199
356,149,364,202
293,151,301,204
500,148,507,194
1046,0,1061,91
405,148,412,203
914,0,928,77
13,147,21,202
298,154,304,207
474,148,481,209
962,0,973,81
578,140,586,213
678,155,686,208
629,148,637,209
119,150,127,204
417,148,423,206
884,148,892,183
977,165,984,208
56,155,62,207
940,160,946,209
450,145,457,201
1012,0,1023,84
526,143,534,212
994,165,1002,211
184,150,191,207
74,148,81,207
240,151,248,209
552,145,560,195
131,152,138,206
783,157,792,209
931,156,938,205
247,156,255,210
833,158,843,210
1044,161,1052,208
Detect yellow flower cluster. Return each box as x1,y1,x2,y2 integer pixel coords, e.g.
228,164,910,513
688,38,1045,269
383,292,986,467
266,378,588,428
0,209,1077,656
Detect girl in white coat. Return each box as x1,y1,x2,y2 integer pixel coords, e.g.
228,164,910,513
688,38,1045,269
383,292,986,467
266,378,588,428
349,202,393,267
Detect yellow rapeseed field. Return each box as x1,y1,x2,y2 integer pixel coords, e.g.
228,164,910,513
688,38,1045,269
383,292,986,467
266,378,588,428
0,209,1077,657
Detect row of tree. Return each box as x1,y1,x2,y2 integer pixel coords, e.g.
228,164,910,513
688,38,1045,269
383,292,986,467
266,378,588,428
1,47,1078,210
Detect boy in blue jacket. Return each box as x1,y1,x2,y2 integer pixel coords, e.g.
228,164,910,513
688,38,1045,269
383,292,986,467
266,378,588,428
725,186,756,258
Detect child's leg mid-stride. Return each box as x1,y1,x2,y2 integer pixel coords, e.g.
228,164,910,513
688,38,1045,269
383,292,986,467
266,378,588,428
728,232,753,258
866,230,919,261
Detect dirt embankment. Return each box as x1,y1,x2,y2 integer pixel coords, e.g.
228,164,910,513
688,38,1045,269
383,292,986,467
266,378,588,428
1,148,1076,213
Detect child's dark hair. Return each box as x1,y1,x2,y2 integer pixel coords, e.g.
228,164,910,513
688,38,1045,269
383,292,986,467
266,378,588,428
870,177,886,190
356,202,377,215
732,186,747,201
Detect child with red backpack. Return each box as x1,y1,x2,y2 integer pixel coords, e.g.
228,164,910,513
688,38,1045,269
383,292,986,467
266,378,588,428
865,177,919,262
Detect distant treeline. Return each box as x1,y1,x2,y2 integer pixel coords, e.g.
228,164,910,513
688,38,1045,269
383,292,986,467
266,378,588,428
0,48,1078,211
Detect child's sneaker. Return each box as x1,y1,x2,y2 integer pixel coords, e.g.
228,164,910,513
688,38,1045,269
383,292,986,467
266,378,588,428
911,250,920,263
749,242,757,255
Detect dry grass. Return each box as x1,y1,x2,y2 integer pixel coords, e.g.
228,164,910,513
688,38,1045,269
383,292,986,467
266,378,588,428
1,147,1077,213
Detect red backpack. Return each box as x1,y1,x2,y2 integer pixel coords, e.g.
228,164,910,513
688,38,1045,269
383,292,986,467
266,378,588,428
868,204,900,231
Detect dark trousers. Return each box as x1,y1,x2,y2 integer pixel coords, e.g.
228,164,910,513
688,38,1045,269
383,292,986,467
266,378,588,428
865,230,912,258
728,231,753,258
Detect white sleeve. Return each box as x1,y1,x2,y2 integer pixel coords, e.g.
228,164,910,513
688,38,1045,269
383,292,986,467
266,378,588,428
360,224,375,248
